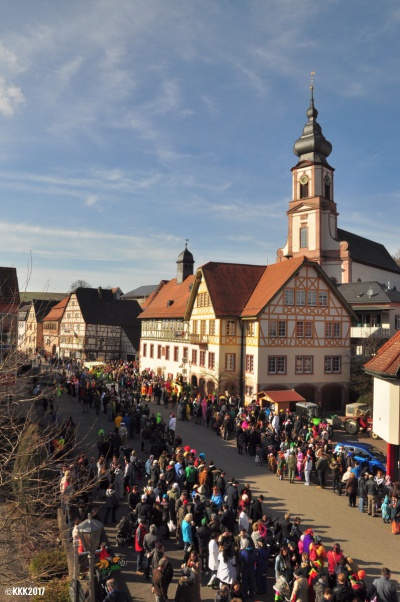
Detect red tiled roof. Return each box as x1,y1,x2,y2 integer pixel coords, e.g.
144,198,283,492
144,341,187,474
42,296,69,322
241,256,306,317
139,276,195,319
141,280,169,310
364,330,400,378
201,262,265,317
258,390,306,403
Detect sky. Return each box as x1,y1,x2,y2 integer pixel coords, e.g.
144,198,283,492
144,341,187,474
0,0,399,294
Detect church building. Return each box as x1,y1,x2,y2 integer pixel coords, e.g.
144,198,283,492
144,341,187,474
277,86,400,290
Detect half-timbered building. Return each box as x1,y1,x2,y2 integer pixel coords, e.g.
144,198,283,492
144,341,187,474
59,287,142,361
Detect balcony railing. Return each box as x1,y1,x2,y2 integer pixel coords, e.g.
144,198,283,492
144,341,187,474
351,326,390,339
188,333,209,344
141,330,188,342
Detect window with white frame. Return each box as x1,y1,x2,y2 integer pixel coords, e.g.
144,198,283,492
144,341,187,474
268,356,286,374
199,350,206,367
319,292,328,306
208,352,215,370
333,323,341,338
226,320,236,336
278,320,287,337
200,320,207,335
295,355,313,374
174,346,179,362
325,322,333,338
296,321,304,337
307,291,317,306
165,346,170,360
305,321,313,337
191,349,197,365
192,320,198,334
300,227,308,248
269,320,277,337
209,319,216,336
296,290,306,306
143,343,147,357
245,385,254,397
245,354,254,373
246,321,255,336
284,289,294,305
225,353,236,371
157,345,162,359
324,356,341,373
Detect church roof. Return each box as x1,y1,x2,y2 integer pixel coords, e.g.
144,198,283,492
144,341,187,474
177,244,194,264
364,330,400,379
293,87,332,165
122,284,159,299
337,281,400,305
337,228,400,274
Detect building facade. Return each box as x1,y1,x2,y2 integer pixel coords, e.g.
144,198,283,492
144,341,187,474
58,287,142,361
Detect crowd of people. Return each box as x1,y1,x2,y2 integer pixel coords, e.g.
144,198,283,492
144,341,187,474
56,360,400,602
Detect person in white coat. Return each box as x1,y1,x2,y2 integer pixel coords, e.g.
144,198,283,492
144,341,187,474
207,532,220,587
216,549,237,586
238,508,249,533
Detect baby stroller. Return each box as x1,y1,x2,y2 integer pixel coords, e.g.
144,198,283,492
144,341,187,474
115,515,136,547
273,576,291,602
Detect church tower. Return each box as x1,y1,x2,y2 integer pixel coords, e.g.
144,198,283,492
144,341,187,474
277,85,343,283
176,242,194,284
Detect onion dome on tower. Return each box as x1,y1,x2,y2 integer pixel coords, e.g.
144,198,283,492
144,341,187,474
293,86,332,165
176,242,194,284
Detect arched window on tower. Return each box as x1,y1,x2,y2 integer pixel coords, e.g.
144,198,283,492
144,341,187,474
325,181,330,199
300,182,309,199
300,227,308,248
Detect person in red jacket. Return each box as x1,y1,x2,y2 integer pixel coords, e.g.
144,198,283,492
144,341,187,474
135,519,147,575
327,543,345,587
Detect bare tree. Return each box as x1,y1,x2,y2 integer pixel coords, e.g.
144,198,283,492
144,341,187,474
392,249,400,267
69,279,92,291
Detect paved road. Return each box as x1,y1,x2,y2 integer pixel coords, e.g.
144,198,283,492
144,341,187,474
55,393,400,601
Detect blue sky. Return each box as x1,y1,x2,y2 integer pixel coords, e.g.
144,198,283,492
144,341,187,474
0,1,399,294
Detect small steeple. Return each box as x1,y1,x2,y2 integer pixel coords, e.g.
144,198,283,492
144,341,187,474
293,76,332,164
176,241,194,284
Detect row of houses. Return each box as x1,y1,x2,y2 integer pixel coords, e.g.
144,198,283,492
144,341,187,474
17,287,142,362
1,89,400,411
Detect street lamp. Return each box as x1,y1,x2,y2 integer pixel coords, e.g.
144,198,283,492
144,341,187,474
77,513,103,602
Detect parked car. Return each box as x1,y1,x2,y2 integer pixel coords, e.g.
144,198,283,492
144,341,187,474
334,442,387,474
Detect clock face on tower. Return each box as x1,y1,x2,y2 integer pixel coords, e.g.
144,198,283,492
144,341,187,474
300,175,309,185
324,174,331,185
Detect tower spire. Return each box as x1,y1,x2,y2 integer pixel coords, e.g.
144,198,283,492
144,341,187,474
293,74,332,165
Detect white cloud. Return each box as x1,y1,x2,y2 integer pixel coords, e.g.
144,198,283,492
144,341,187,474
0,76,24,116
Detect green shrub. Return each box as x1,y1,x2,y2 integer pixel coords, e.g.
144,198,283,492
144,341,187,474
29,548,68,581
33,578,70,602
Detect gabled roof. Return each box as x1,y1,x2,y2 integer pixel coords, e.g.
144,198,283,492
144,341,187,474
73,288,142,325
141,281,169,309
42,296,69,323
198,262,265,317
241,257,305,317
258,390,306,403
337,281,400,306
139,277,195,319
31,299,60,321
337,228,400,274
0,267,20,304
364,330,400,379
122,284,159,299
